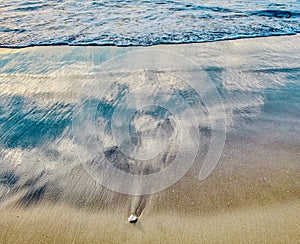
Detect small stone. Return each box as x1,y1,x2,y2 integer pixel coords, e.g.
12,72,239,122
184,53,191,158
128,214,138,224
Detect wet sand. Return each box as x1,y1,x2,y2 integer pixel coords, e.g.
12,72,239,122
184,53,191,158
0,163,299,244
0,160,299,243
0,34,299,243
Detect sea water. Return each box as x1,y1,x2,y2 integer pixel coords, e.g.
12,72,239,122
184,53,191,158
0,0,299,47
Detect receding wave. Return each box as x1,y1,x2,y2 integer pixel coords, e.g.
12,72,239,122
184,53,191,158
0,36,299,207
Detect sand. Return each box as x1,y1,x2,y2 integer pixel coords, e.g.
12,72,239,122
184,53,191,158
0,200,299,244
0,162,299,243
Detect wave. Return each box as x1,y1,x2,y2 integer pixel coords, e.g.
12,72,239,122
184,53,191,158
0,32,298,48
0,0,299,47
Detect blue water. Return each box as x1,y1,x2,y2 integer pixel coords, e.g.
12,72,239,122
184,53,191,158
0,0,299,47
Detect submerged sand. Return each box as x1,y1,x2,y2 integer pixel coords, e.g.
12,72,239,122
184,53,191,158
0,34,299,243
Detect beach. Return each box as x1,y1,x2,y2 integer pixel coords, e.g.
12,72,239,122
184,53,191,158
0,34,299,243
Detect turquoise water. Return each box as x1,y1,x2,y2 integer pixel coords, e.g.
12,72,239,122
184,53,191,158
0,0,299,46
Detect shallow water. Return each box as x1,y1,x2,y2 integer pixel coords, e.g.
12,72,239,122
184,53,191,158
0,0,299,46
0,35,299,212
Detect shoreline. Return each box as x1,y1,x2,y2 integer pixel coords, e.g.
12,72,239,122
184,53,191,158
0,32,298,50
